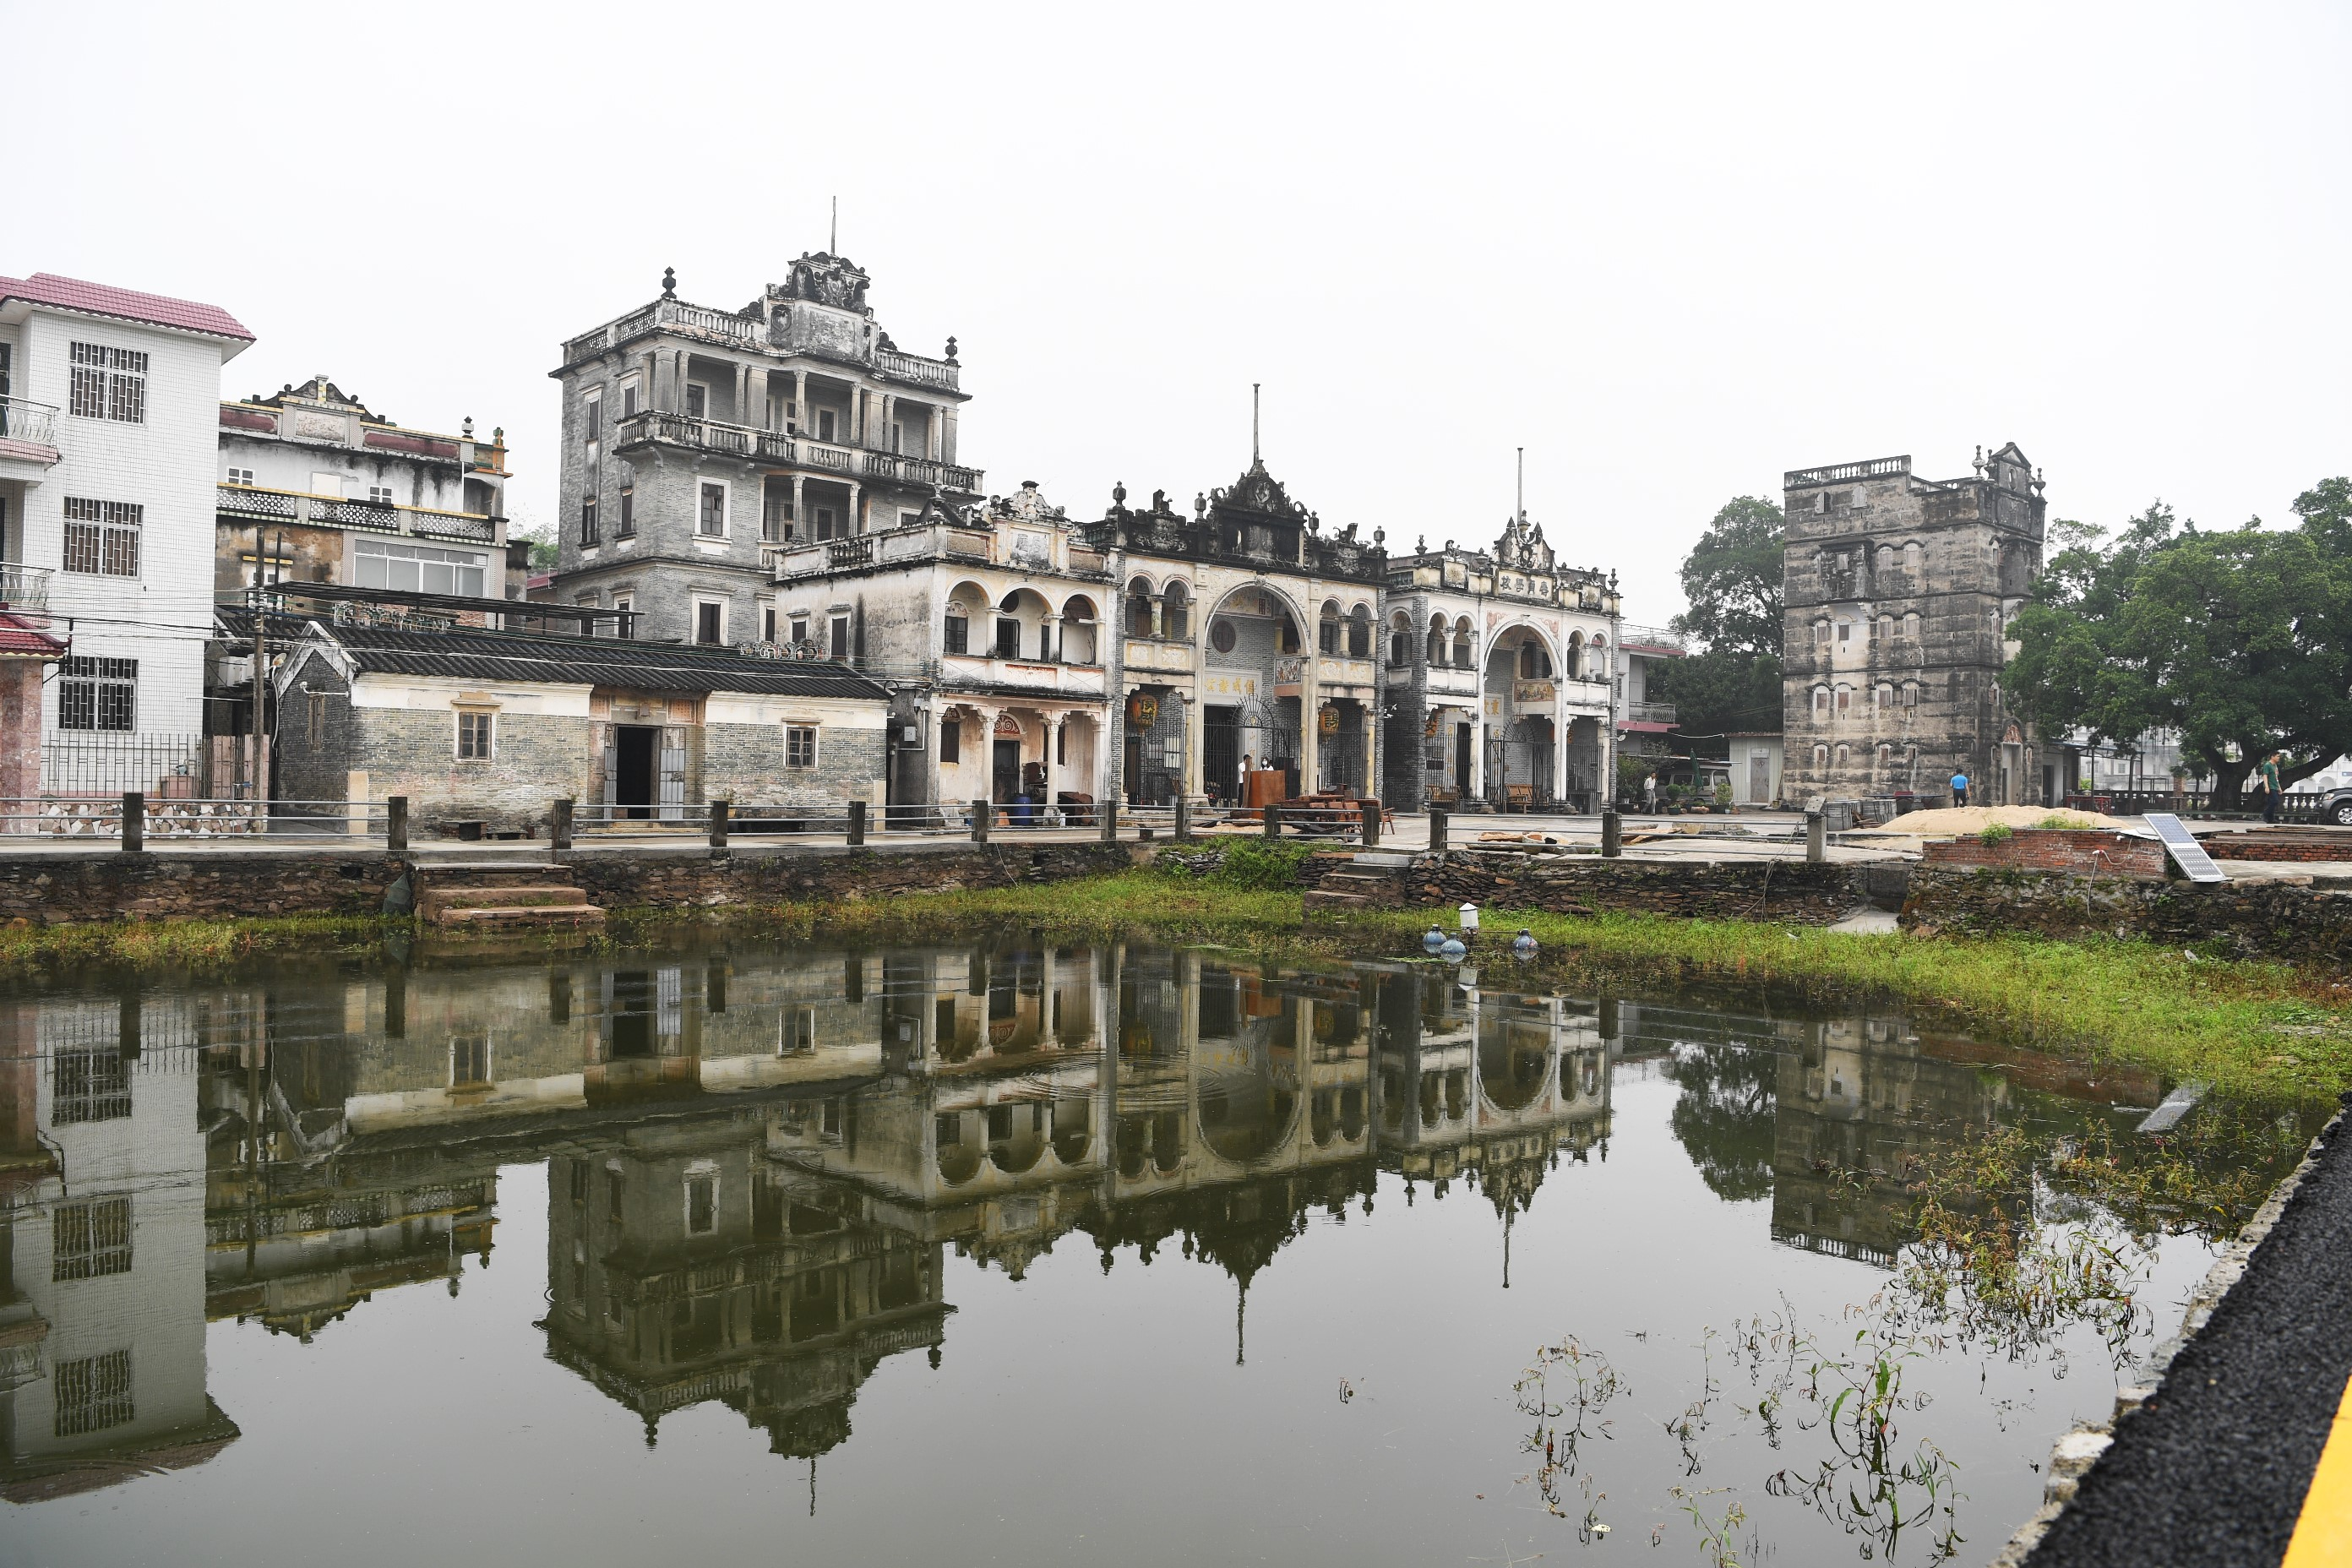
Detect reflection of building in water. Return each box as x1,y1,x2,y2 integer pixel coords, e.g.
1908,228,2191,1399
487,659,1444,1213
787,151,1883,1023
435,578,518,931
1373,967,1612,1217
1768,1011,2012,1267
0,997,239,1503
543,1110,945,1457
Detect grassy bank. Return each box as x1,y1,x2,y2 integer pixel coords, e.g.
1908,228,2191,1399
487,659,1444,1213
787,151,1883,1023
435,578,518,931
0,912,406,977
4,868,2347,1106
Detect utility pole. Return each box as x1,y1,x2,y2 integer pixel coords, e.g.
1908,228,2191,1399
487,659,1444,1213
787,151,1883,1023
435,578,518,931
248,528,273,807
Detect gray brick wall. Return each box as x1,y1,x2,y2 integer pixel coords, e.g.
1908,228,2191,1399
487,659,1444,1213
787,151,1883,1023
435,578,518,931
351,706,600,831
703,721,885,808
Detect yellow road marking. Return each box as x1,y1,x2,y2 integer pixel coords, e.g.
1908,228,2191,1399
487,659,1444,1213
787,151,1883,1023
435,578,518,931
2284,1368,2352,1567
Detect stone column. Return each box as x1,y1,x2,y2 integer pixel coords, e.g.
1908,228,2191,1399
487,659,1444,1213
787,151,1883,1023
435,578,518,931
790,475,806,542
880,393,896,451
942,406,957,465
734,362,750,425
1184,693,1202,800
792,370,807,432
848,480,863,535
1042,614,1061,663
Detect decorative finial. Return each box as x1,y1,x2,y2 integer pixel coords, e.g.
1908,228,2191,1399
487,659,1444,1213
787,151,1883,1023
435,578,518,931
1374,527,1385,547
462,416,474,439
945,335,959,362
661,266,677,299
1308,510,1320,534
1195,492,1207,519
493,427,503,443
1417,535,1427,553
1112,479,1127,507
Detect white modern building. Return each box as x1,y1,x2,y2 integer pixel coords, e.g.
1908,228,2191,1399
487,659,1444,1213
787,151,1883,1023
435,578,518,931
0,273,253,794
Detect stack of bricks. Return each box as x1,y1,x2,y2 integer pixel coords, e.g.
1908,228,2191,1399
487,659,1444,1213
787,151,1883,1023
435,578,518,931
1919,829,2167,879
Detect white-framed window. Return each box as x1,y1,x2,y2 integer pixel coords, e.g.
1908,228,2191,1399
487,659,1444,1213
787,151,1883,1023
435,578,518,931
788,613,808,645
698,482,727,538
1903,611,1921,640
620,378,640,417
760,603,777,642
781,1006,817,1054
581,393,601,440
612,595,634,640
785,724,818,768
1834,683,1852,714
1811,686,1829,719
62,498,141,577
368,485,395,505
54,1348,133,1438
1875,614,1892,641
68,342,146,423
1874,683,1892,711
1903,541,1922,573
694,599,726,645
57,656,137,731
355,537,487,596
226,466,256,487
456,710,495,760
1835,622,1851,644
1812,620,1830,646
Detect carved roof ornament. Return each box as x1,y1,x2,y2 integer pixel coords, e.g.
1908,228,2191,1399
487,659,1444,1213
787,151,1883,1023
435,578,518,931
991,480,1064,525
1494,510,1554,572
776,252,872,314
1212,456,1309,522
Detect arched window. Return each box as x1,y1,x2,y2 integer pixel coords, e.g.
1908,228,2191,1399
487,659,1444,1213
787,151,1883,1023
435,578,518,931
1875,544,1894,574
1812,619,1832,647
1062,596,1098,666
1812,686,1830,718
1347,604,1372,658
1903,541,1922,574
1813,744,1829,771
1903,611,1921,640
1452,618,1473,667
995,591,1025,659
1318,601,1342,656
1876,614,1893,642
1835,683,1852,714
1876,743,1892,770
1835,743,1850,766
1567,630,1586,678
1162,580,1190,642
1874,683,1892,710
1426,613,1447,665
1391,612,1414,667
1127,577,1155,638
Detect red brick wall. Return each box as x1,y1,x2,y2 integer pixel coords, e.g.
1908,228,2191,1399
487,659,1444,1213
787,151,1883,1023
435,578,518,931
1920,828,2167,879
2198,837,2352,863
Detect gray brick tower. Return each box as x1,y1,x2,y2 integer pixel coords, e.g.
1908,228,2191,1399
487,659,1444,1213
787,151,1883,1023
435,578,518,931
1781,443,2048,808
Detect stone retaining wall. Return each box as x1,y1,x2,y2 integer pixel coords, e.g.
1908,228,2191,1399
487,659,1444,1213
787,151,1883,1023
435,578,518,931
1903,865,2352,967
1313,851,1870,926
0,852,407,924
561,841,1140,911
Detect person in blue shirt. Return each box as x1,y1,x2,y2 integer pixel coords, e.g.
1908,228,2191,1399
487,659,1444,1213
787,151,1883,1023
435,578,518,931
1950,770,1970,808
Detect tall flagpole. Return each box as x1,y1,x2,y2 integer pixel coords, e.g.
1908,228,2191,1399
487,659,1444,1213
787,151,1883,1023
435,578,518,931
1251,383,1260,465
1516,446,1524,521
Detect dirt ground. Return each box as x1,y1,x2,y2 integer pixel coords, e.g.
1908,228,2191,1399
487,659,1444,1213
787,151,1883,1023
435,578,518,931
1859,803,2130,839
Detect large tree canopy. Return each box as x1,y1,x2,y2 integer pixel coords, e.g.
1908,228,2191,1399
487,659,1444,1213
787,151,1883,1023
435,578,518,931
2007,485,2352,806
1670,496,1785,659
1662,497,1786,739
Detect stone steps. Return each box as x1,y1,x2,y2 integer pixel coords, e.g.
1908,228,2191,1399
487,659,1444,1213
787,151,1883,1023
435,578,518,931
413,859,603,933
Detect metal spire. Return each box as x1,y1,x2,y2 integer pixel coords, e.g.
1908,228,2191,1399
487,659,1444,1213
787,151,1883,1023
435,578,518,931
830,196,837,255
1250,384,1261,466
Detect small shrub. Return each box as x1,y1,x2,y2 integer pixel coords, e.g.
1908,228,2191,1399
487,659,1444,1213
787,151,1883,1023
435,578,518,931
1977,822,2014,846
2034,813,2096,830
1211,838,1321,890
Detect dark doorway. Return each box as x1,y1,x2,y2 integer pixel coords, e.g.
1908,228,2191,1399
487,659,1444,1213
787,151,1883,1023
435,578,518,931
1205,705,1239,803
608,971,656,1057
993,738,1021,804
1455,722,1473,799
615,726,658,819
1124,732,1143,804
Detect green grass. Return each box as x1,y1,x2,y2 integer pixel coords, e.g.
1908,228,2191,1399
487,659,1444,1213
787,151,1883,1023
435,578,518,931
0,912,405,977
5,870,2347,1107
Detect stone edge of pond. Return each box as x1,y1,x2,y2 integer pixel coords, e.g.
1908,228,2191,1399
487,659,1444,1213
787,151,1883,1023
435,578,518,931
1985,1100,2348,1567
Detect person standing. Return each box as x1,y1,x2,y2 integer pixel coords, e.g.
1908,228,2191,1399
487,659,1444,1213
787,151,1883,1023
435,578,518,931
1642,771,1658,814
2261,752,2284,824
1951,769,1970,808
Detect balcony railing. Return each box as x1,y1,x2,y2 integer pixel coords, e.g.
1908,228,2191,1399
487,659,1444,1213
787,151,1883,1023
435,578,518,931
215,483,499,545
1617,623,1689,654
0,563,51,611
564,299,962,385
1623,700,1677,724
614,411,982,491
874,347,960,391
0,396,60,452
1785,455,1911,487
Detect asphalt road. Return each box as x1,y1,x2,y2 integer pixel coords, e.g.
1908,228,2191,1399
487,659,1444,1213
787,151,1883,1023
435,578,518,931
2027,1098,2352,1567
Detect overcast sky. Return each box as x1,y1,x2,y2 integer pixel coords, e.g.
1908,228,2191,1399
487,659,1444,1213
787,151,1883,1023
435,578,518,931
13,2,2347,628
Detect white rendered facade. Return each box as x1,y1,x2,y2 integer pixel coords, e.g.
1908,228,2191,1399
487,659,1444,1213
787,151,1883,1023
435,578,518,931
0,275,251,789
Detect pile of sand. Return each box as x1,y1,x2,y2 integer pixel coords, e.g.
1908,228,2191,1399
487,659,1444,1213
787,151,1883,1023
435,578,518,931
1860,803,2131,838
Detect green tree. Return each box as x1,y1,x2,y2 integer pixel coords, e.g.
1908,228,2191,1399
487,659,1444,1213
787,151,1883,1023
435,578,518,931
1662,497,1786,740
2008,487,2352,807
1670,497,1785,657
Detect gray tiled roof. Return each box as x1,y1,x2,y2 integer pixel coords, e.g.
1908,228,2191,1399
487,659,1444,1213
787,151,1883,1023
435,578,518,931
296,621,890,699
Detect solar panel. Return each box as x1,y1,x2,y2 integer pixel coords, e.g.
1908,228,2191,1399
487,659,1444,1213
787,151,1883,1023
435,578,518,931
2142,813,2228,884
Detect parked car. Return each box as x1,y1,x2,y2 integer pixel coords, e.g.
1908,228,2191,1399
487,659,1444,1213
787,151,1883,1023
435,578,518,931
2322,786,2352,826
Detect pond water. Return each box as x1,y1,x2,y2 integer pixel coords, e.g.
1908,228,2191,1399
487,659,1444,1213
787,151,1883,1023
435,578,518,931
0,937,2311,1566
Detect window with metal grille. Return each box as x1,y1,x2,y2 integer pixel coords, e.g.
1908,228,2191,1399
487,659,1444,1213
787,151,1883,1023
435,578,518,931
456,710,494,760
69,343,146,423
368,485,395,505
63,497,141,577
698,482,726,537
785,725,817,768
54,1349,133,1438
57,657,138,732
353,537,486,596
53,1043,132,1122
226,466,255,486
52,1196,132,1282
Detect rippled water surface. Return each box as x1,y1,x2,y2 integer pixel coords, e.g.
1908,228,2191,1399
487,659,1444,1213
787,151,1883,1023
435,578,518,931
0,938,2307,1566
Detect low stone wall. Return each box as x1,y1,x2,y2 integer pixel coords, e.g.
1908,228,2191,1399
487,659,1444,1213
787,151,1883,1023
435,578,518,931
1313,850,1870,926
562,841,1141,911
2201,835,2352,863
1903,865,2352,966
0,852,406,924
1920,827,2167,879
